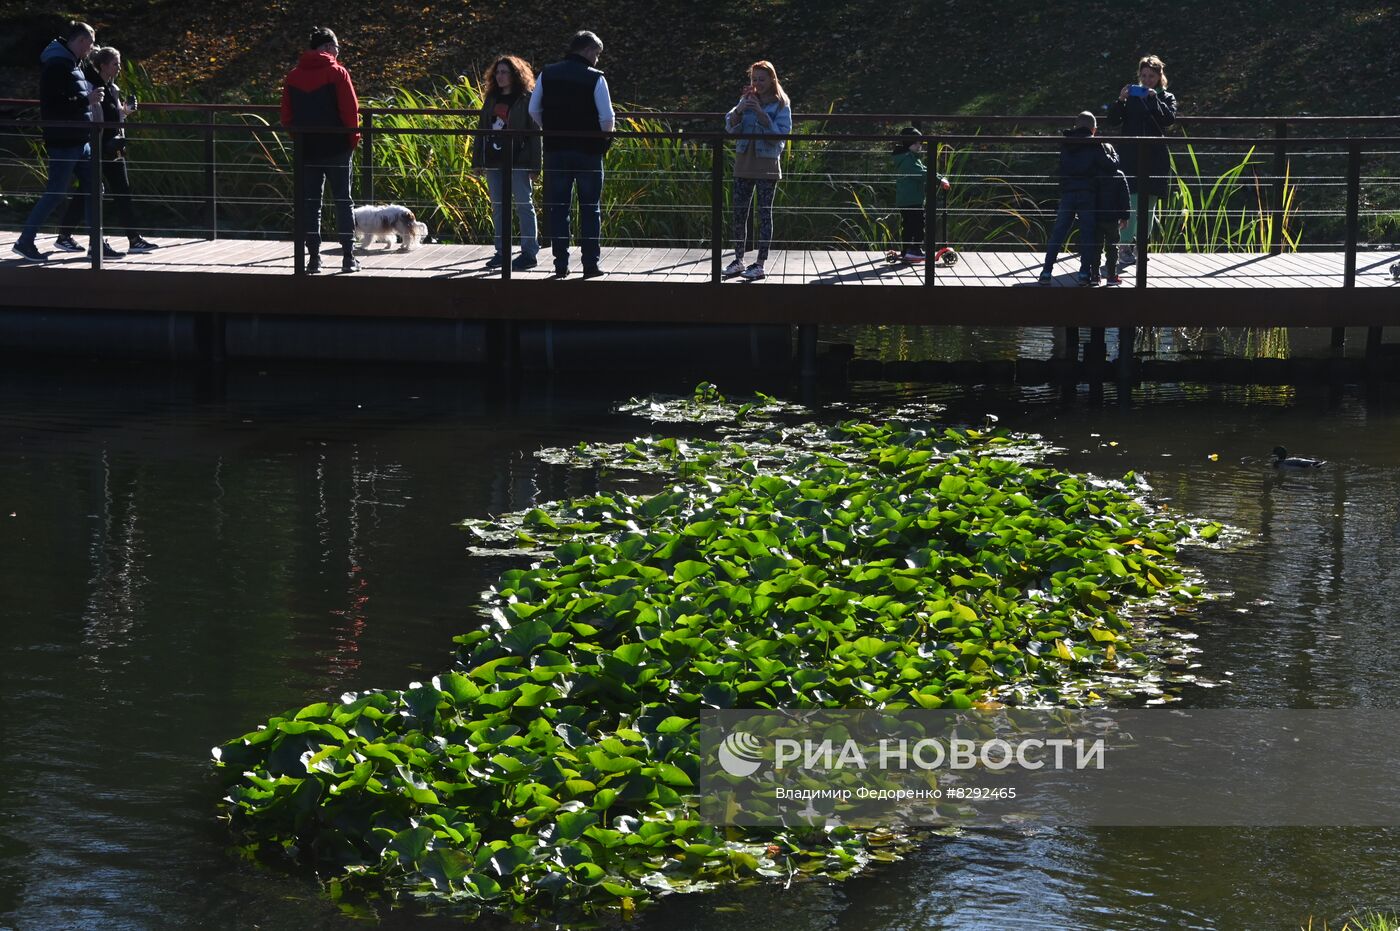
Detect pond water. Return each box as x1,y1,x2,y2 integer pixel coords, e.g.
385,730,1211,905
2,363,1397,930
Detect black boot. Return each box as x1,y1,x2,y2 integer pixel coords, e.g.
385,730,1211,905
341,239,359,274
306,237,321,274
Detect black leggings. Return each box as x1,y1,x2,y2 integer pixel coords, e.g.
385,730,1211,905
61,155,137,240
900,208,924,253
732,177,777,263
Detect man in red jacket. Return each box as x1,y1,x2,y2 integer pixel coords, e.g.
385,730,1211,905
281,26,360,273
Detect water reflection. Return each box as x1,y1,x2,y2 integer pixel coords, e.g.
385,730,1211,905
80,449,149,679
826,324,1400,363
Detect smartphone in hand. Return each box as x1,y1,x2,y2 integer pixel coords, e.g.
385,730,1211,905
1128,84,1149,98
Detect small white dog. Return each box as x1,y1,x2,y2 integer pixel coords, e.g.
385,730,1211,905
353,204,428,251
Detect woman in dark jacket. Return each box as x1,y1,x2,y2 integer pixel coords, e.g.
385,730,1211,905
474,55,542,270
1105,54,1176,268
56,47,158,255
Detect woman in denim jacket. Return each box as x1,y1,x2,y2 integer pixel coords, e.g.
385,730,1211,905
723,60,792,280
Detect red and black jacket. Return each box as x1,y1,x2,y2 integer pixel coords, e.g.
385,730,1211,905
280,50,360,159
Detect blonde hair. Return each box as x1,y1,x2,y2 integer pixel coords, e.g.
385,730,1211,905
749,60,790,108
1138,54,1168,89
91,46,121,69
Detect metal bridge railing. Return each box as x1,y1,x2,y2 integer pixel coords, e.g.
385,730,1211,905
1,100,1397,286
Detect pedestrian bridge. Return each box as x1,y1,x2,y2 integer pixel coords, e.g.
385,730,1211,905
1,101,1398,374
0,234,1395,328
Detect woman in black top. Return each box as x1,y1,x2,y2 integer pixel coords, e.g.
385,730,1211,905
1105,54,1176,269
56,46,158,256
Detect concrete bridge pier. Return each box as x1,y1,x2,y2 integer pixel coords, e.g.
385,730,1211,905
797,324,819,380
1116,326,1137,383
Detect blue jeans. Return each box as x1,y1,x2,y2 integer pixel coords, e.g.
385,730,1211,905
486,166,539,259
21,143,93,241
544,149,603,269
1042,190,1096,277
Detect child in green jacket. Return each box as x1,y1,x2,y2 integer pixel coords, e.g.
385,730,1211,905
892,126,927,261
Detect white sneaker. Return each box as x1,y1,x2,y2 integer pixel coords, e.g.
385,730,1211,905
722,258,745,278
741,262,766,280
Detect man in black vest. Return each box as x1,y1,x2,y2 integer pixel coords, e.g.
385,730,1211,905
528,31,615,279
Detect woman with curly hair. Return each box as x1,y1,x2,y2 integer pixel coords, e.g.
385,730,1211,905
474,54,542,269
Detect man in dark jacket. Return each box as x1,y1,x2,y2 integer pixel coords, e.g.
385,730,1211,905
12,21,104,262
528,30,615,278
281,26,361,273
1038,112,1119,286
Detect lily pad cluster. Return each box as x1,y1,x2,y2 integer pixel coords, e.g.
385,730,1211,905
214,411,1217,922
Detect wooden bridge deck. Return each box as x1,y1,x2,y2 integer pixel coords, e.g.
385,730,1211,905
2,234,1398,327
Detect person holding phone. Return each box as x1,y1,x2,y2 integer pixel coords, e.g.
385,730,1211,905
1105,53,1176,271
722,60,792,281
55,47,159,255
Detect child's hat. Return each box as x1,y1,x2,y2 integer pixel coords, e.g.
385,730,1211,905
898,126,923,138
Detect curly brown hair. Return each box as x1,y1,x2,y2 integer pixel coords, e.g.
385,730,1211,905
481,55,535,98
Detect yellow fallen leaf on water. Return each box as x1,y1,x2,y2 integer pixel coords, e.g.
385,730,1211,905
1208,453,1220,461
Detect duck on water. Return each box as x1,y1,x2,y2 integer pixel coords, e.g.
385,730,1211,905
1272,446,1326,469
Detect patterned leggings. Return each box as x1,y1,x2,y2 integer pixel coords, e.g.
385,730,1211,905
732,177,777,262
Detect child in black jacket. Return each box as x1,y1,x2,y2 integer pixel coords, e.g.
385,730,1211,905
1093,158,1131,285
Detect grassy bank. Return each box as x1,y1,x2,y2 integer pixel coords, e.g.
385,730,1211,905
3,2,1398,117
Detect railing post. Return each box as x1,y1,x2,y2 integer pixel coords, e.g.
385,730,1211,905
292,134,305,276
710,138,723,283
1345,140,1366,359
360,110,374,204
204,119,217,240
1269,121,1288,255
89,121,103,270
923,138,935,288
1135,140,1150,289
1344,142,1360,288
500,156,513,281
